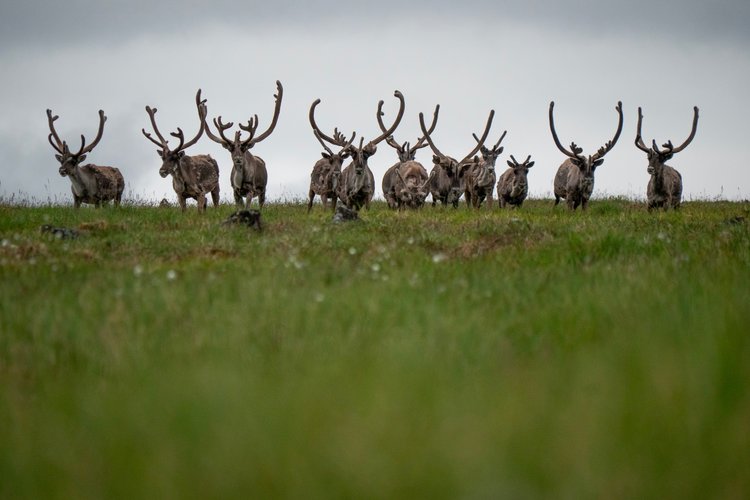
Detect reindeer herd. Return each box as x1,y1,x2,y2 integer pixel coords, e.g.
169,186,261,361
45,82,700,213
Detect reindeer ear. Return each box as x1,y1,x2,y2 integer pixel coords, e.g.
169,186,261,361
506,160,514,168
497,146,504,155
593,158,604,168
321,152,331,159
526,161,535,169
55,154,63,162
177,151,186,159
222,144,231,151
78,154,87,163
433,154,441,164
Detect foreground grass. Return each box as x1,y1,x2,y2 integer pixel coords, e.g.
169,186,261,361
1,199,749,499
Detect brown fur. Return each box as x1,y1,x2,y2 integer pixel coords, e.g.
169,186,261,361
382,161,430,210
497,155,534,208
161,154,220,211
308,151,347,212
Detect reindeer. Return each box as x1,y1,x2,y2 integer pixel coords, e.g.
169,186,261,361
635,106,699,211
550,101,623,210
464,130,507,209
497,155,535,208
203,81,283,210
307,114,355,212
310,90,405,211
379,106,439,210
418,106,495,208
142,90,219,212
46,109,124,208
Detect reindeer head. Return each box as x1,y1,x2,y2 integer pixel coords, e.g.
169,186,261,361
203,81,283,171
635,106,699,176
477,131,506,171
506,154,534,197
549,101,624,188
47,109,107,177
142,90,207,178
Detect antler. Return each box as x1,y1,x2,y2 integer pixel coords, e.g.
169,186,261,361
460,110,495,163
370,90,405,147
376,106,403,153
142,104,168,149
509,154,533,167
143,89,206,153
418,105,444,157
592,101,623,161
71,109,107,157
669,106,699,154
309,99,357,148
46,109,65,154
635,107,651,153
410,104,440,155
208,115,236,145
549,101,582,160
47,109,107,157
247,80,283,146
473,129,507,152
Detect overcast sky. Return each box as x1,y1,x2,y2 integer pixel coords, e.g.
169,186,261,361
1,0,749,205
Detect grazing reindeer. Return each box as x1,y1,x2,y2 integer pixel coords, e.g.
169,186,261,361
497,155,535,208
379,106,439,210
46,109,124,208
550,101,623,210
307,113,355,212
419,106,495,208
635,106,699,211
203,81,283,210
464,130,507,209
311,90,405,211
142,90,220,212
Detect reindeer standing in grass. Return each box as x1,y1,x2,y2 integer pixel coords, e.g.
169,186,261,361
379,106,438,210
47,109,124,208
203,81,283,210
310,90,405,211
550,101,623,210
418,106,495,208
142,90,219,212
497,155,534,208
307,109,355,212
463,130,507,209
635,106,699,211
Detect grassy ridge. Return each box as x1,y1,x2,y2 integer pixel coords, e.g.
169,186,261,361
1,199,749,498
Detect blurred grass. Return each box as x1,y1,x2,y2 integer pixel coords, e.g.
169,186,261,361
0,198,749,499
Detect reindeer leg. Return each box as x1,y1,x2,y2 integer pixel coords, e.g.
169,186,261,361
259,191,265,210
178,195,187,212
233,188,243,207
211,188,220,208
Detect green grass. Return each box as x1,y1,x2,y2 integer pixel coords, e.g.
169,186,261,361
1,199,749,499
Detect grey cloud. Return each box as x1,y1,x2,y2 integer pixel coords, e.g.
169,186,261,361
2,0,750,51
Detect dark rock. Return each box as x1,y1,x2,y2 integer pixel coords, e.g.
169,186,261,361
332,205,359,223
40,224,79,240
223,210,263,230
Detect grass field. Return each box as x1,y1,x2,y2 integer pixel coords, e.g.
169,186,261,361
1,198,749,499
